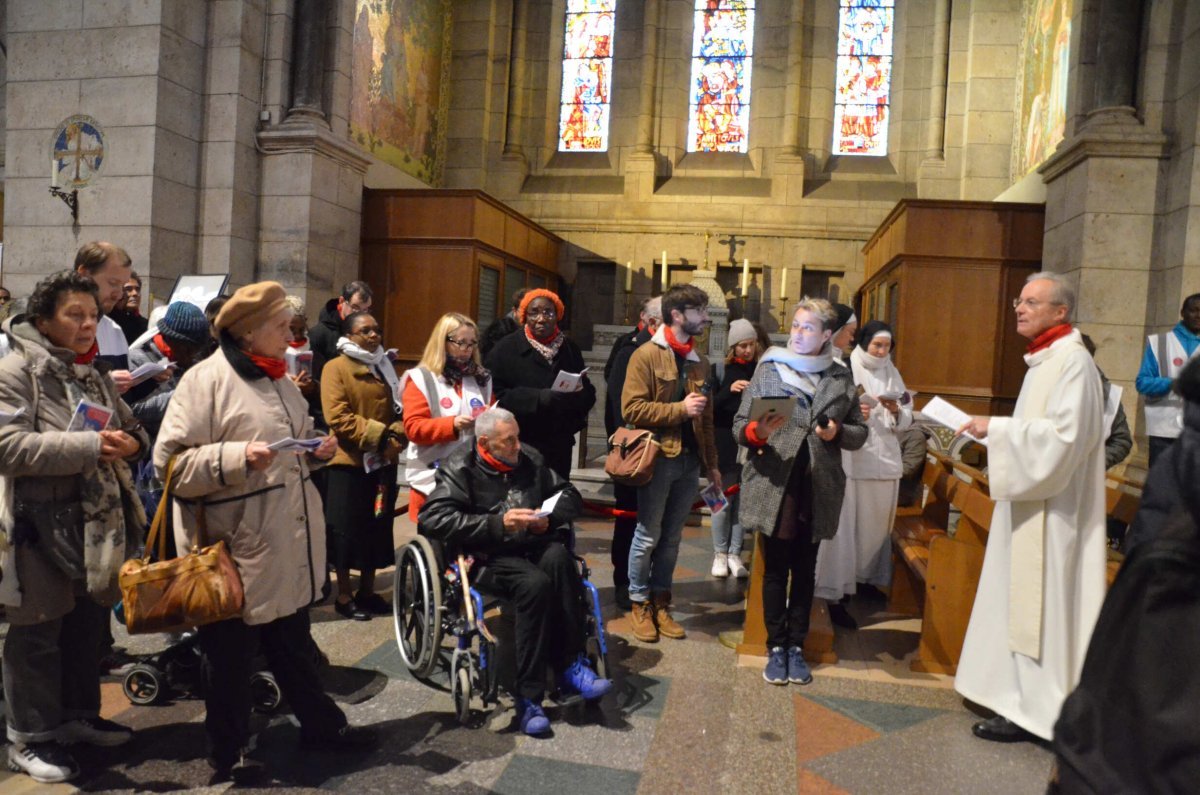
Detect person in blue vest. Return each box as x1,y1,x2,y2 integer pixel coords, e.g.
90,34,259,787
1135,293,1200,467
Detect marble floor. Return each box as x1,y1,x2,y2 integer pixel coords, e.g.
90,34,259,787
0,512,1056,794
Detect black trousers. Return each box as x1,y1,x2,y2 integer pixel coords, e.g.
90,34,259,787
476,543,587,700
761,525,819,649
611,482,638,591
198,611,345,765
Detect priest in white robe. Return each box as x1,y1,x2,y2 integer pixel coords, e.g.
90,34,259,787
954,272,1108,742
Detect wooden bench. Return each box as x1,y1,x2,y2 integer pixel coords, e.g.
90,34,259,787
889,451,1144,675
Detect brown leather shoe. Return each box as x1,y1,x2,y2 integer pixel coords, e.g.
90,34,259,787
652,593,686,639
629,600,659,643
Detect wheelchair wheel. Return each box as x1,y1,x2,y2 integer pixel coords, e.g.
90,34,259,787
123,664,164,706
393,535,444,679
249,670,283,714
452,653,473,725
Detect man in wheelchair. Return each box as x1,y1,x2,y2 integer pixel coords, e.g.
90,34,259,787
418,408,613,736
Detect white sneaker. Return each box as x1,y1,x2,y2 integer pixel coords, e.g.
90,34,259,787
711,553,729,578
58,716,134,747
727,553,749,578
7,742,79,783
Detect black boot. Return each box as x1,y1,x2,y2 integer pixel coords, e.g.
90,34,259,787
828,601,858,630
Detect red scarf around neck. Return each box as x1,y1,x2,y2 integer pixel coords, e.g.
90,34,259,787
732,357,751,366
1027,323,1073,354
663,326,694,358
525,325,561,345
477,443,515,473
249,352,287,380
153,333,174,361
288,338,308,349
75,341,99,365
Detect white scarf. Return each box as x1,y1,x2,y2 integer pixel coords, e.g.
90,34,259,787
849,345,907,397
760,344,834,397
337,337,402,412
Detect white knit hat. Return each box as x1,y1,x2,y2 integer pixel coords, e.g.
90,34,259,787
727,318,756,349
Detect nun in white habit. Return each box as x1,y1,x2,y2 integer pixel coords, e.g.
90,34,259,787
815,321,912,627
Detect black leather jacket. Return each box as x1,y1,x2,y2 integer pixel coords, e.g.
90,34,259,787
417,443,583,557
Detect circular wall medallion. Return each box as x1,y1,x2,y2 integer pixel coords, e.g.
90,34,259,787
51,115,106,188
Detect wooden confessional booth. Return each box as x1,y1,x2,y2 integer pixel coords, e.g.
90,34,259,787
360,190,562,369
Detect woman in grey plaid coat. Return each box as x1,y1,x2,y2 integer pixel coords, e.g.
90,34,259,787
733,298,867,686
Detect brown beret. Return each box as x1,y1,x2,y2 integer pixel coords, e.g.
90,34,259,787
215,281,290,338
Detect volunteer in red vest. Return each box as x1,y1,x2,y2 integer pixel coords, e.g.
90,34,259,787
400,312,494,521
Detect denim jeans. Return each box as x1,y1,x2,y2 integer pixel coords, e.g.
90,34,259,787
710,491,744,555
628,450,701,603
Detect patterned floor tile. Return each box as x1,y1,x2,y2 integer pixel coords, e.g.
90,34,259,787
491,755,640,795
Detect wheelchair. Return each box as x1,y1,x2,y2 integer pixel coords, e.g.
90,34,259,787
392,532,609,724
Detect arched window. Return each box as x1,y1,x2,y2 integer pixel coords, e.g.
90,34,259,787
833,0,894,156
559,1,616,152
687,0,755,153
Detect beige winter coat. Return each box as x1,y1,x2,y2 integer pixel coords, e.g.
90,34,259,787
154,348,327,626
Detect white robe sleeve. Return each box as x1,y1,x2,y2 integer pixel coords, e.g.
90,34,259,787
987,351,1103,503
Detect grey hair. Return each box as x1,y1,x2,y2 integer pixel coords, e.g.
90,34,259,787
645,296,663,322
1026,272,1075,321
475,406,517,439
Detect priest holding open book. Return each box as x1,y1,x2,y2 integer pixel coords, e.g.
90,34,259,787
486,289,595,480
953,273,1107,743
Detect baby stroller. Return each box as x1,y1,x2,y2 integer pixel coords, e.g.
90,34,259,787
392,532,608,724
120,631,283,715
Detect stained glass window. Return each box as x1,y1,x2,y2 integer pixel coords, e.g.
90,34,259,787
688,1,755,153
833,0,894,156
559,0,616,152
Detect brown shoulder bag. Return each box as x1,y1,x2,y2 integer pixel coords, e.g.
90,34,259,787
604,426,661,487
118,458,245,635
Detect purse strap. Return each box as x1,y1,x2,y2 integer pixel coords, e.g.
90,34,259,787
142,458,175,563
142,457,209,561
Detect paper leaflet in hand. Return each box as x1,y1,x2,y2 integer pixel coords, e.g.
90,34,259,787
551,368,589,393
0,406,27,426
285,347,314,377
465,396,488,419
919,396,988,446
67,399,114,432
533,491,563,519
700,482,728,515
267,437,324,453
363,451,386,473
128,359,174,386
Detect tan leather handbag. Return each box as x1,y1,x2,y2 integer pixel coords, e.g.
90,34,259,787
118,458,244,635
604,427,661,487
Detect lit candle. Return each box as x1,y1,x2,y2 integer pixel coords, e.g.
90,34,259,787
51,156,58,188
625,261,633,292
661,250,668,288
741,258,749,294
780,267,788,299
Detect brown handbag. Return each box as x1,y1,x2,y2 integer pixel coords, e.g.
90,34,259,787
118,458,245,635
604,426,662,487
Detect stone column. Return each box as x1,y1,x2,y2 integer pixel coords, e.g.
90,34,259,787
1090,0,1141,111
634,0,661,156
502,0,528,160
924,0,952,161
286,0,330,125
779,0,805,157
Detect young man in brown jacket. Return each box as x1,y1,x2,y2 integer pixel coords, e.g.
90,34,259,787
620,284,721,642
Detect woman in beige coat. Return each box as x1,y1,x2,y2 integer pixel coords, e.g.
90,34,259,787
0,271,148,784
154,281,375,784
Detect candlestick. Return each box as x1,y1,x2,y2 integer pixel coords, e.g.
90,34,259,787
625,261,633,293
661,250,668,289
51,156,58,188
780,267,788,299
741,258,749,295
